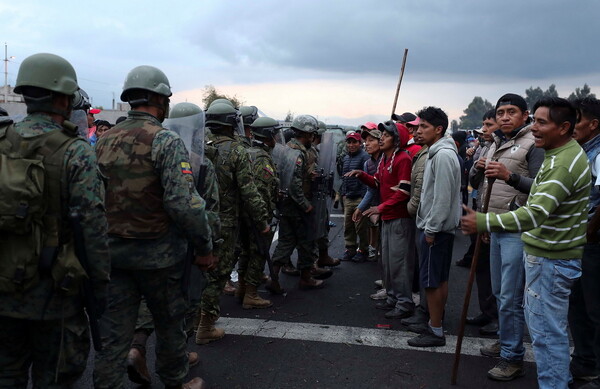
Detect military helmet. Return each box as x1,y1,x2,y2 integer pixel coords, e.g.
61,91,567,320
291,114,318,133
14,53,78,96
250,117,280,139
317,120,327,136
170,102,202,118
205,102,238,128
209,98,235,108
240,105,259,125
120,65,172,102
72,88,91,110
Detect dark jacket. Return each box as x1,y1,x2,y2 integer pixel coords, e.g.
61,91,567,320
341,148,369,198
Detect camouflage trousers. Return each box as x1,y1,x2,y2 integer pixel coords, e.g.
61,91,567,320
0,312,89,389
200,226,239,317
134,266,207,337
93,265,188,388
272,212,315,270
238,218,275,286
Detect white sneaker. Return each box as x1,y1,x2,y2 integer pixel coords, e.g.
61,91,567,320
368,245,377,259
374,279,383,288
370,288,387,300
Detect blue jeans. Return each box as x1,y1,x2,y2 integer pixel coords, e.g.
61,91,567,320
524,254,581,389
490,232,525,361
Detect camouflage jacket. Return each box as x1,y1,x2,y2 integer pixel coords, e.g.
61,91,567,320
198,155,221,249
96,111,212,270
207,131,269,230
248,141,279,218
283,138,312,212
0,113,110,320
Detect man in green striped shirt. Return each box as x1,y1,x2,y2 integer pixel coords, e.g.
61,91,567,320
462,97,591,389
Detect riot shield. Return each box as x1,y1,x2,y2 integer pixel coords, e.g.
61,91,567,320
309,131,336,240
69,109,89,138
326,128,345,193
271,143,300,200
163,112,206,185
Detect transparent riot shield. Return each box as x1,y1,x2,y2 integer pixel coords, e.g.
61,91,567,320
69,109,89,139
327,128,345,193
163,112,206,185
271,143,301,201
309,131,336,240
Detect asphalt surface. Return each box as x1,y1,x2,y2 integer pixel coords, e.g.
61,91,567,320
73,210,579,388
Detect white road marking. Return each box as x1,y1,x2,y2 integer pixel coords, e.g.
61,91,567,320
329,214,344,218
218,317,537,362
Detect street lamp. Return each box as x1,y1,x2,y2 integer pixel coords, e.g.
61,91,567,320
4,43,16,103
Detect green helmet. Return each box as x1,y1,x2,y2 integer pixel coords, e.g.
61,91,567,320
120,65,172,102
14,53,78,96
291,114,318,133
240,106,259,125
209,98,234,108
170,102,202,118
317,120,327,136
205,103,238,128
250,117,280,139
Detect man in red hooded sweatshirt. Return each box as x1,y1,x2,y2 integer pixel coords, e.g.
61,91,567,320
346,121,416,320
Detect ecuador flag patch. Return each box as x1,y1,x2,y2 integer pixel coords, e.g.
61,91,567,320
181,162,193,175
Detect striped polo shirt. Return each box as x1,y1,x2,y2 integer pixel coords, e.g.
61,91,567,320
477,139,591,259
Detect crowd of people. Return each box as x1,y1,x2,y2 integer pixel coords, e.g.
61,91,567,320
0,52,599,389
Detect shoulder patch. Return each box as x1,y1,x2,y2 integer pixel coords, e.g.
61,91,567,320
263,164,275,176
181,161,193,175
296,156,302,166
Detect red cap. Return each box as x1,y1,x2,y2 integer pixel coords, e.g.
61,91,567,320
346,131,362,141
89,108,101,114
360,122,377,130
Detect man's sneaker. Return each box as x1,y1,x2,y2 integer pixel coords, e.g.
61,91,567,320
571,364,600,382
385,307,413,320
370,288,387,300
480,340,501,358
401,307,428,326
351,250,367,263
407,329,446,347
374,279,383,288
375,301,395,310
487,359,525,381
406,321,429,334
342,249,357,261
367,245,377,260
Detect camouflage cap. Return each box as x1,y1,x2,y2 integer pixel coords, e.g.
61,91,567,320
361,129,382,140
291,114,318,133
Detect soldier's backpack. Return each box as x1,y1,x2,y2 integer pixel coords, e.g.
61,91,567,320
0,117,82,294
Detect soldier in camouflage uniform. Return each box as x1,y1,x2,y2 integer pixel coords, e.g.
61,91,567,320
125,102,220,386
94,66,213,389
235,117,281,309
195,102,270,344
269,115,332,292
314,121,341,268
0,53,110,388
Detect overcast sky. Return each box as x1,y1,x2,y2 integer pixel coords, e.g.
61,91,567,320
2,0,599,125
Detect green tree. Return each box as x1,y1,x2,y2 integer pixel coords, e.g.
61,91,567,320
568,84,596,101
451,119,459,132
524,84,558,109
93,105,104,110
284,110,294,122
201,85,243,110
459,97,493,129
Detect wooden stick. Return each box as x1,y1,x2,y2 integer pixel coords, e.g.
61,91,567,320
451,176,496,385
391,48,409,118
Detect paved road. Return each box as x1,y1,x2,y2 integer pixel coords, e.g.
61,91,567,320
75,210,573,388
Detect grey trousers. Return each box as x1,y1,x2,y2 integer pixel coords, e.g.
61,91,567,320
381,218,416,313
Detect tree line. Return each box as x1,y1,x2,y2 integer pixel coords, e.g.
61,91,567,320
457,84,597,130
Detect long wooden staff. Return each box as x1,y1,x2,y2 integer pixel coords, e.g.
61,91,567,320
451,175,497,385
391,48,409,118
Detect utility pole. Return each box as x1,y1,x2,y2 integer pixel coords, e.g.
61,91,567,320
3,43,15,104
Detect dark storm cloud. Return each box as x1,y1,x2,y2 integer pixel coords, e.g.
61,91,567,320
190,0,599,81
